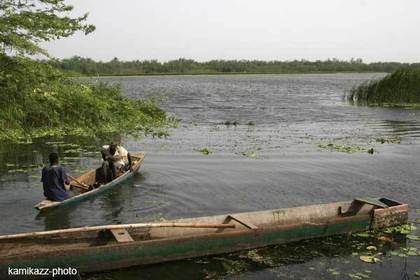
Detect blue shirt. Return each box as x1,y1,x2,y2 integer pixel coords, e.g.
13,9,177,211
41,165,70,201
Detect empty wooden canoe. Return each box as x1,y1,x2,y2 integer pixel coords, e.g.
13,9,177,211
0,197,408,277
34,152,145,211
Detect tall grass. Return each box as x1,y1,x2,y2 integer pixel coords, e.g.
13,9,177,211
347,68,420,105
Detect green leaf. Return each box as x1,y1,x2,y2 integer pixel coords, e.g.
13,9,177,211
359,256,380,263
349,273,363,279
198,148,211,155
407,235,420,241
353,232,371,238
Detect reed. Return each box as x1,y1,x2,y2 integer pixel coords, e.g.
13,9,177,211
347,68,420,105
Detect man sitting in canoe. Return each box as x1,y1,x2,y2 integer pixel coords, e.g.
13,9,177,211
41,152,70,202
98,143,132,183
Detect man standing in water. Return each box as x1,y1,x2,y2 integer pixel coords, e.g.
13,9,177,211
41,152,70,201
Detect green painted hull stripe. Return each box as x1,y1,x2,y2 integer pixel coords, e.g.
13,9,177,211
45,171,134,209
3,219,369,273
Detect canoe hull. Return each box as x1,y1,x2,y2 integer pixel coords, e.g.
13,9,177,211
0,199,408,277
35,152,145,211
3,216,371,274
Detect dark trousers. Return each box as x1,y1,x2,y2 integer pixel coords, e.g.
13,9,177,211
96,160,116,184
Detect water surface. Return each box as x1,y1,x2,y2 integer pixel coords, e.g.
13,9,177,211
1,74,419,279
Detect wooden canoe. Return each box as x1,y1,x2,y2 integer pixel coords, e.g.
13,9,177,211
34,152,146,211
0,197,408,277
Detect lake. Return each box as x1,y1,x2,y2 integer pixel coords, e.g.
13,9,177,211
1,74,419,279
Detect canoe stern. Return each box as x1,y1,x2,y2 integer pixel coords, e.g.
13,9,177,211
371,204,409,229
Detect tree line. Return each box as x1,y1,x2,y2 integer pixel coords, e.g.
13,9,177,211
49,57,420,76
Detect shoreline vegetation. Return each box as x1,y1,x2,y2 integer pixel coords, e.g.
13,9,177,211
0,1,176,143
347,68,420,107
49,57,420,76
0,57,177,143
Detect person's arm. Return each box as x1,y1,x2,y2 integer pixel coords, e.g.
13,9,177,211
62,167,70,186
127,153,132,171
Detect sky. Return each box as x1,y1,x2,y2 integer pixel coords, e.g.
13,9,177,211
44,0,420,63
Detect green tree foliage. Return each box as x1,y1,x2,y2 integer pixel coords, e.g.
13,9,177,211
49,57,420,76
0,1,174,142
0,0,95,56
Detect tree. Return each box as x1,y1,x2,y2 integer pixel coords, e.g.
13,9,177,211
0,1,173,142
0,0,95,139
0,0,95,57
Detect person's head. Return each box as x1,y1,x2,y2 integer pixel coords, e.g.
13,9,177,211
109,144,117,156
49,152,59,166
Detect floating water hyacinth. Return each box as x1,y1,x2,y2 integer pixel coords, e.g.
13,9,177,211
327,268,340,276
375,136,401,144
359,255,380,263
198,148,211,155
318,143,371,154
383,224,416,234
241,249,274,266
220,258,248,274
407,235,420,241
241,150,258,159
352,231,371,238
349,272,371,279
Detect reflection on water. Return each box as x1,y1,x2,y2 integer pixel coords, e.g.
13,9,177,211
83,228,420,280
35,208,71,231
1,74,420,279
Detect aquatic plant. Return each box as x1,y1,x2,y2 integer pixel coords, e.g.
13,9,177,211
383,224,416,235
240,249,275,266
349,272,371,279
407,235,420,241
318,143,372,154
198,148,211,155
218,258,248,274
347,68,420,105
375,136,401,144
359,255,380,264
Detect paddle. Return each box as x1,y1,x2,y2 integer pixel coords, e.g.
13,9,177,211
68,175,91,190
0,222,236,240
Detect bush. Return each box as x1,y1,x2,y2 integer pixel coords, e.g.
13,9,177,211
0,56,175,142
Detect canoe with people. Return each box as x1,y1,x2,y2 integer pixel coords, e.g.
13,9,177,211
34,143,145,211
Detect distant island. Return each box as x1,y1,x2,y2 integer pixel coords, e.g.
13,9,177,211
49,57,420,76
